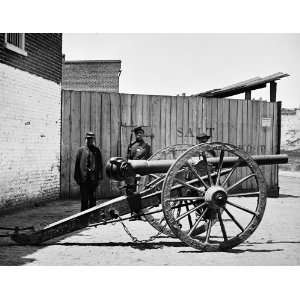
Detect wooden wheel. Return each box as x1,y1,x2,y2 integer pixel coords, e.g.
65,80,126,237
161,142,267,251
139,144,214,237
139,144,192,236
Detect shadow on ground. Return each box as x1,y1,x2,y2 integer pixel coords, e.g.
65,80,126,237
179,248,284,254
179,240,300,253
279,194,299,198
1,195,300,264
0,199,84,266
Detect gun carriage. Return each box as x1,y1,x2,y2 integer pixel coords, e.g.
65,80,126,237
11,142,288,251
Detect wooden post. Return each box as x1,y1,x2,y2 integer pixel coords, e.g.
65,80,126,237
276,101,282,155
245,90,251,100
270,81,277,102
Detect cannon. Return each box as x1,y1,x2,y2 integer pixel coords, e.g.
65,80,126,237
11,142,288,251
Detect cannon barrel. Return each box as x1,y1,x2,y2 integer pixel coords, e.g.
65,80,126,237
106,154,288,180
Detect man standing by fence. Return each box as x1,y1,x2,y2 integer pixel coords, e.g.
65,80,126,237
127,126,151,160
126,126,151,220
74,132,103,211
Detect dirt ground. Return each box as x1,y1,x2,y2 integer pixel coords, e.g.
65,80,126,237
0,173,300,266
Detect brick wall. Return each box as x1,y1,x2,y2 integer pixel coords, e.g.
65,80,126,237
0,33,62,84
281,109,300,151
62,60,121,92
0,63,61,211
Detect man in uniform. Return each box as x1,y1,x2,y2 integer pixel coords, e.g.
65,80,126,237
128,126,151,160
74,132,103,211
127,126,151,220
196,132,211,144
196,132,216,157
194,131,216,184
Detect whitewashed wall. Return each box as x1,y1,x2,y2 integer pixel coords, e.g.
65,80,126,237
0,63,61,210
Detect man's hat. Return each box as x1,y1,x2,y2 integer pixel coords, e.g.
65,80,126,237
85,132,95,139
196,132,210,140
133,126,144,134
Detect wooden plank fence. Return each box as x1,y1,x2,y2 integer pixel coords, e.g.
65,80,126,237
61,90,281,199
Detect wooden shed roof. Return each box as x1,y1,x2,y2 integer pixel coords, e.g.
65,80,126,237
193,72,289,98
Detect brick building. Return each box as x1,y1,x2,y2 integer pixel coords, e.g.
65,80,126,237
0,33,62,212
281,107,300,151
62,60,121,92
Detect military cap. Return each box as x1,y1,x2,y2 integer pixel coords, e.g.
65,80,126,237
133,126,144,134
196,132,210,140
85,132,95,139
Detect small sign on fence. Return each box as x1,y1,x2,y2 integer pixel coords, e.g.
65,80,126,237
262,117,272,128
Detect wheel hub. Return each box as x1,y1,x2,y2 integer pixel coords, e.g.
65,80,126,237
204,186,227,209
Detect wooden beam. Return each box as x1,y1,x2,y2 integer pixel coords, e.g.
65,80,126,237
201,83,267,98
270,81,277,102
245,90,251,100
11,192,162,245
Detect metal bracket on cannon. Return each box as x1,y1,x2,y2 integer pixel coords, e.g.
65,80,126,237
106,157,142,214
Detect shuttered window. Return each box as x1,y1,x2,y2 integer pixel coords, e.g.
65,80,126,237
4,33,27,56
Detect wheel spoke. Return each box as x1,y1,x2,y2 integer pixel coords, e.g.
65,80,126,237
174,177,202,193
187,207,208,236
157,215,165,225
184,202,193,229
202,152,213,186
176,205,182,218
226,174,256,193
218,210,228,241
186,161,209,189
145,175,165,188
149,174,160,179
170,169,231,192
216,149,225,185
165,196,204,202
175,202,207,222
225,200,258,216
140,190,161,199
205,218,212,243
221,160,241,187
176,191,183,218
228,191,260,197
224,207,244,232
144,169,186,192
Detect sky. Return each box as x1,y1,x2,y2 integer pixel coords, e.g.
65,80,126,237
63,33,300,108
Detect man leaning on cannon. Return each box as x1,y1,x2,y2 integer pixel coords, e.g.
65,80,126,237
74,132,103,211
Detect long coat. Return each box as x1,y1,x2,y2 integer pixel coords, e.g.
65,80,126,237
74,145,103,185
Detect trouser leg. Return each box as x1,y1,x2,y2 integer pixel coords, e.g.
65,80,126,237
80,183,89,211
88,183,97,208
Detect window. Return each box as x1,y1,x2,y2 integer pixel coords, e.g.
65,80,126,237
4,33,27,56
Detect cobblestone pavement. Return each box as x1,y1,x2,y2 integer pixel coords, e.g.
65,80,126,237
0,173,300,266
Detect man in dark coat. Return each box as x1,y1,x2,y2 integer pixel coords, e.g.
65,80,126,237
74,132,103,211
